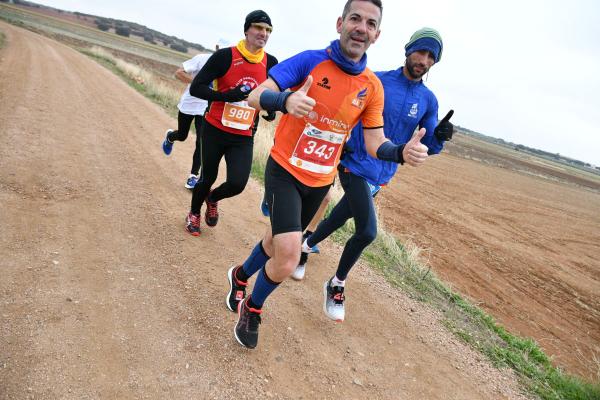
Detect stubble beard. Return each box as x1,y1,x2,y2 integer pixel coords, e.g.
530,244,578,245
405,59,427,80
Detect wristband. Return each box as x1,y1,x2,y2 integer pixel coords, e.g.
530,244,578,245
259,90,293,114
376,141,405,164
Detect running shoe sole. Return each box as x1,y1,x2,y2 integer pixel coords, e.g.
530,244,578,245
184,226,200,236
226,266,238,312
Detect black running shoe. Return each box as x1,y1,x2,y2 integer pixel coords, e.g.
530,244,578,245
226,266,248,312
205,191,219,227
234,297,262,349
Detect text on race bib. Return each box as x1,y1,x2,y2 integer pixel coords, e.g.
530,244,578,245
289,123,347,174
221,102,256,130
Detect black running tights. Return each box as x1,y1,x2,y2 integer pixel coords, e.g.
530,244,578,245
308,167,378,280
190,121,253,214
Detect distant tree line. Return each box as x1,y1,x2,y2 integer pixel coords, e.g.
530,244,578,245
456,125,595,169
514,144,592,168
92,17,210,54
8,1,211,53
5,0,41,6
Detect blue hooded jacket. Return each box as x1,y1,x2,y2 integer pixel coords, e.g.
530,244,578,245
340,67,445,185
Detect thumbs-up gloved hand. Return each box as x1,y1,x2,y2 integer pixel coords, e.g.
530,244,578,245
402,128,429,167
434,109,454,141
285,75,316,118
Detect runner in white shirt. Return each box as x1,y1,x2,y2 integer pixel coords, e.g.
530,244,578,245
162,49,214,189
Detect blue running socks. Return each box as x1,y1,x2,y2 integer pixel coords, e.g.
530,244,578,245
250,267,280,308
241,241,270,278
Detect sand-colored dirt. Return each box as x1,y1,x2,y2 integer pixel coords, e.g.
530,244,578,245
379,139,600,380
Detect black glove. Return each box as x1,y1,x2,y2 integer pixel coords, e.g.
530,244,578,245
434,109,454,141
340,145,354,161
221,85,250,103
261,110,277,122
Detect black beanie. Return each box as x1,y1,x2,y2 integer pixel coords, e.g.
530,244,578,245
244,10,272,32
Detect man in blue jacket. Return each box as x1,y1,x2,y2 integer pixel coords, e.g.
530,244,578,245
299,27,455,322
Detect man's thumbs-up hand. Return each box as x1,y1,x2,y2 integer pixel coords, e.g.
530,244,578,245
285,75,316,118
402,128,429,167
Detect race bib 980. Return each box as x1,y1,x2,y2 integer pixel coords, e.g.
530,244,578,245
221,101,256,130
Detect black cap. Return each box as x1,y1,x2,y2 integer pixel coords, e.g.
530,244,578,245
244,10,272,32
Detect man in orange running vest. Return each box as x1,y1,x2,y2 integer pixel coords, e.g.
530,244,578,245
227,0,429,349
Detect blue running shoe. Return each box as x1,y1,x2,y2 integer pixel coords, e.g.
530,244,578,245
185,175,199,190
162,129,174,155
260,198,270,217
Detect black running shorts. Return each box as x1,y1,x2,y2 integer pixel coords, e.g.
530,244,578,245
264,157,331,236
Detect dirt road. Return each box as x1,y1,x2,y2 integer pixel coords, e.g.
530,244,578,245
0,22,530,399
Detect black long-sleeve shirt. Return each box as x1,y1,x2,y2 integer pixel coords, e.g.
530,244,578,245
189,47,278,102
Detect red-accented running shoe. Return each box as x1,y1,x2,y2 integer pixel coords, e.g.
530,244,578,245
185,212,201,236
205,192,219,227
234,296,262,349
323,278,345,322
226,266,248,312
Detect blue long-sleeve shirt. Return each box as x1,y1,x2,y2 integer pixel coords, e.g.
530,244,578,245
341,67,445,185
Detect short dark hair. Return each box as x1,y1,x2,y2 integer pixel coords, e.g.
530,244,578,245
342,0,383,20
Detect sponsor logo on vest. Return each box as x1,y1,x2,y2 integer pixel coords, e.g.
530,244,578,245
320,115,350,132
234,77,260,90
306,111,350,133
317,77,331,90
351,87,367,109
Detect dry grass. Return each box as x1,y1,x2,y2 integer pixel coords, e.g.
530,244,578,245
86,45,113,60
83,46,180,113
251,116,276,179
115,58,152,84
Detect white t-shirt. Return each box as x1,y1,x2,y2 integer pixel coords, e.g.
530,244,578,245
177,53,211,115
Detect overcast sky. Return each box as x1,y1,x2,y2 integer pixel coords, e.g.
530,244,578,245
36,0,600,165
